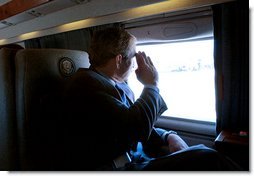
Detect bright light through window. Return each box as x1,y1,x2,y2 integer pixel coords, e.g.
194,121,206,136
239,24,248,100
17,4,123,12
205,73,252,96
128,39,216,122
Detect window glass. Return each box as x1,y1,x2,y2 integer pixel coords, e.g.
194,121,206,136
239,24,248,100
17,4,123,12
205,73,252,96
128,39,216,122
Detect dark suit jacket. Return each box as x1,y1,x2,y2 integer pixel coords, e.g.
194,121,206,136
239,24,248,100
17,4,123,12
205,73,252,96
62,68,168,170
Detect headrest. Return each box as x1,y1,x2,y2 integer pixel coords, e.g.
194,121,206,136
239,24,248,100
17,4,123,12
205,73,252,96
15,48,89,78
15,48,90,123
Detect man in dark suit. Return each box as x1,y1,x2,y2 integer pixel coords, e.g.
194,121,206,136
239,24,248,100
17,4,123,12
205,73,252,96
63,27,240,170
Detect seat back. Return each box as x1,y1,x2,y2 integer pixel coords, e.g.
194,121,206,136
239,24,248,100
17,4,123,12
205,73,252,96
0,45,23,170
15,49,89,170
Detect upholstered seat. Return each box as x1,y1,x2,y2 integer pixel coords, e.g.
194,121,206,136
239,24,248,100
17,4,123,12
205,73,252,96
15,49,89,170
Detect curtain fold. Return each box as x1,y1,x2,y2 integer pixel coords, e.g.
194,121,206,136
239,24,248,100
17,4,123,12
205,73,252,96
24,23,120,52
25,28,92,51
212,0,249,134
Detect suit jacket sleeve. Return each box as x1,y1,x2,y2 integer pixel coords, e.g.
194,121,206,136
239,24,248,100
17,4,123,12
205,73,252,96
92,86,167,147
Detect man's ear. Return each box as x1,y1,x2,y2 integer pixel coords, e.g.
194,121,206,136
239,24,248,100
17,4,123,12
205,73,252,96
115,54,123,69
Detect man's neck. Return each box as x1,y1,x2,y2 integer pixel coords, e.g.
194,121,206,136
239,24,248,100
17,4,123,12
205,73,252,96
95,66,123,83
94,67,118,85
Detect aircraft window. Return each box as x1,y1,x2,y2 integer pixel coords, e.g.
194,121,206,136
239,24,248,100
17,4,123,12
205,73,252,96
128,39,215,122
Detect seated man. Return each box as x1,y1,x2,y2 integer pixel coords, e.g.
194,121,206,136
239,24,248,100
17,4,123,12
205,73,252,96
63,27,241,171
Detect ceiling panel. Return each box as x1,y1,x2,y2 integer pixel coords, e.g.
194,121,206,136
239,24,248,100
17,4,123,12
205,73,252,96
3,12,35,25
0,22,8,29
29,0,77,15
0,0,81,29
0,0,11,6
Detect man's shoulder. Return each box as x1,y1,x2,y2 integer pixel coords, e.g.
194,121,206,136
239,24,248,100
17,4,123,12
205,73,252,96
64,68,103,98
71,68,114,90
76,68,96,76
73,68,102,82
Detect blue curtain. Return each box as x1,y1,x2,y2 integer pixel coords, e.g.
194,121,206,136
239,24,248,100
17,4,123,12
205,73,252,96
212,0,249,134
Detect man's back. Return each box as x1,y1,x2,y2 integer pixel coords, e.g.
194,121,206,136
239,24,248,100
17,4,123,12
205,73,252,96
62,67,167,170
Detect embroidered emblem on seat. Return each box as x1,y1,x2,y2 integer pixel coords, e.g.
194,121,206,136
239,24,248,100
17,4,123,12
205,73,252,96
59,57,75,76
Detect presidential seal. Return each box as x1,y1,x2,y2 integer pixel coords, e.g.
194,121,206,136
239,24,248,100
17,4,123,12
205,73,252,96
59,57,75,76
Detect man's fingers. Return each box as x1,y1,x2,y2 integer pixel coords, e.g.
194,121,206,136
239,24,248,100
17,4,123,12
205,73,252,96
141,52,150,65
147,56,154,67
135,52,146,67
134,51,159,86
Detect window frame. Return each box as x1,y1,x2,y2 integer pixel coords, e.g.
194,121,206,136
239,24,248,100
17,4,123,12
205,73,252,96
125,6,217,137
156,116,216,137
